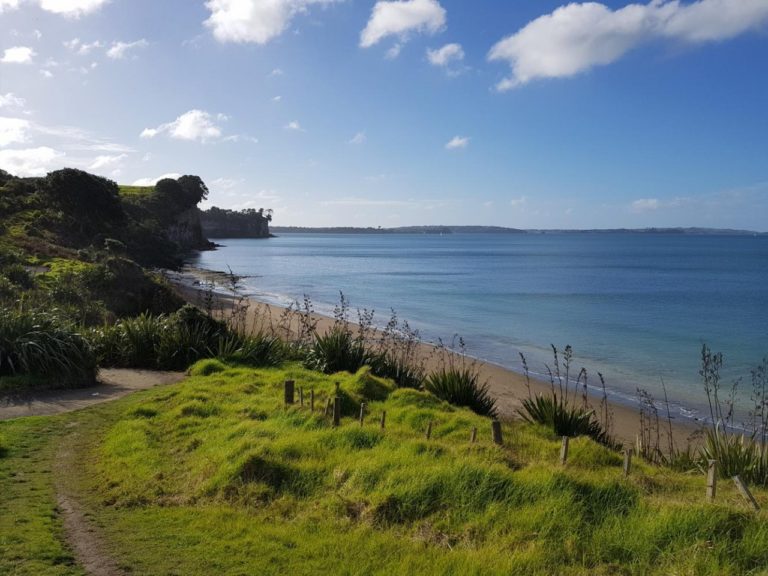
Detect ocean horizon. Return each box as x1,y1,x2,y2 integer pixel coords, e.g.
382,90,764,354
188,232,768,424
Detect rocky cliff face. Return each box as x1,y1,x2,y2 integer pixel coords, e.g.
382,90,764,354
200,208,271,239
166,207,214,250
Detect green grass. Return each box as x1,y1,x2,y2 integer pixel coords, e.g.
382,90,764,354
117,185,154,198
0,418,83,575
3,362,768,575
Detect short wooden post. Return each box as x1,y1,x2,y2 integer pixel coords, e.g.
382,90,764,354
359,403,366,426
470,427,478,444
284,380,295,405
560,436,569,465
706,459,717,502
379,410,386,430
324,397,332,417
310,389,315,412
491,420,503,445
333,396,341,427
733,475,760,512
623,448,633,477
425,420,433,440
335,381,341,396
299,387,304,407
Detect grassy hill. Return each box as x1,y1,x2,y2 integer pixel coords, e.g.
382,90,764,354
2,361,767,575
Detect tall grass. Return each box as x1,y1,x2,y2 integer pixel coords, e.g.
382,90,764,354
0,307,96,388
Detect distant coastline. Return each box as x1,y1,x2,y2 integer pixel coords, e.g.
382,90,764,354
270,225,766,236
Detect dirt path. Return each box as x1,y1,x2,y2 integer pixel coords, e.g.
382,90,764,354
0,369,185,420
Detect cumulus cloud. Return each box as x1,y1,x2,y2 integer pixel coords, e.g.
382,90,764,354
106,39,148,59
0,117,30,146
131,173,182,186
1,46,35,64
284,120,304,131
0,146,64,176
38,0,109,17
0,93,26,109
426,42,463,66
360,0,446,49
141,110,223,142
204,0,341,45
64,38,103,55
488,0,768,90
445,135,469,150
0,0,20,13
349,131,366,145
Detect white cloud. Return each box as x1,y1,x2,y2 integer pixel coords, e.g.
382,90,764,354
284,120,304,131
0,93,25,109
0,146,64,176
204,0,341,45
488,0,768,90
141,110,223,142
349,131,366,145
360,0,446,48
385,43,402,59
131,173,182,186
426,42,463,66
631,198,660,213
88,153,127,171
1,46,35,64
211,177,242,191
0,0,20,13
272,95,282,102
106,39,148,59
38,0,109,17
40,69,54,78
0,117,30,146
269,68,284,76
64,38,103,55
445,135,468,150
509,196,528,208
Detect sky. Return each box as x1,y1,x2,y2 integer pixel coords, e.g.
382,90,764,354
1,0,767,230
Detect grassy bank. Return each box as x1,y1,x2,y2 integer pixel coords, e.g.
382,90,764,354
3,361,768,575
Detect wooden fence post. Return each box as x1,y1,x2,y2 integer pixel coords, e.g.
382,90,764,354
380,410,386,430
324,397,332,417
425,421,433,440
491,420,503,445
299,387,304,407
333,396,341,427
560,436,569,465
310,389,315,412
284,380,295,406
623,448,633,477
359,403,366,426
470,427,477,444
733,475,760,512
706,460,717,502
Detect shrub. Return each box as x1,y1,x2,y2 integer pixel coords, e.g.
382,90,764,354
425,367,497,417
0,308,96,388
519,393,610,444
304,327,371,374
699,424,768,486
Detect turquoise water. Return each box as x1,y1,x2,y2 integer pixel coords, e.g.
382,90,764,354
188,233,768,420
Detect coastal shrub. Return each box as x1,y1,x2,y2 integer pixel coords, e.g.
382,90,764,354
425,367,497,417
370,352,424,389
0,307,97,388
304,326,371,374
519,393,610,444
215,332,285,367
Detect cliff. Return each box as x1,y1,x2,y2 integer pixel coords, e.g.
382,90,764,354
167,207,215,250
200,207,271,239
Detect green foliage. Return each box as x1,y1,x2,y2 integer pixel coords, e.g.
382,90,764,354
0,307,96,389
425,367,497,417
700,425,768,485
519,393,613,445
303,326,371,374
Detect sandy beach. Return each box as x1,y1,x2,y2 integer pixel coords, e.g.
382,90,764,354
166,266,702,448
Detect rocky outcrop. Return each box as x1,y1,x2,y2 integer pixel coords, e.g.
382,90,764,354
200,207,271,239
167,207,214,250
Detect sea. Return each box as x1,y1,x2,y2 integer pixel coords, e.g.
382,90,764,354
187,232,768,423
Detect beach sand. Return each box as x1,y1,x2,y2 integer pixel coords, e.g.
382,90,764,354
167,266,702,449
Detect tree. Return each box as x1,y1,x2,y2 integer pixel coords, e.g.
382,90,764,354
43,168,124,224
177,175,209,206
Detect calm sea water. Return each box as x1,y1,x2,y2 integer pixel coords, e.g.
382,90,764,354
188,233,768,420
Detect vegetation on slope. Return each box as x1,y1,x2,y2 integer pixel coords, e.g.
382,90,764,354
27,362,761,575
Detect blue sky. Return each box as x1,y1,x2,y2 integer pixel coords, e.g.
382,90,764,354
1,0,767,230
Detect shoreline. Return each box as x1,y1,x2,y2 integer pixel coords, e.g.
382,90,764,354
165,265,703,448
